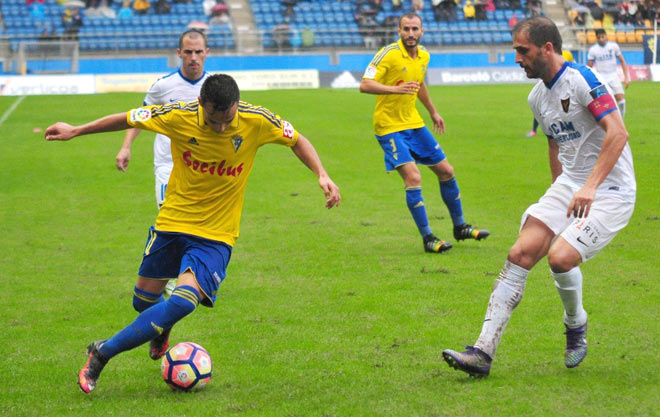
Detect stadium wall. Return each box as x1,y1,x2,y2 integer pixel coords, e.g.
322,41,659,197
1,51,654,96
28,50,646,75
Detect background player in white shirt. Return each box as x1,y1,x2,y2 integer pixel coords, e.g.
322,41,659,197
115,29,210,295
115,29,211,206
588,28,630,117
443,17,635,378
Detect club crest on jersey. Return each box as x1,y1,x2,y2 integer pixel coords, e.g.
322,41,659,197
130,108,151,122
231,135,243,152
561,97,570,113
282,120,294,139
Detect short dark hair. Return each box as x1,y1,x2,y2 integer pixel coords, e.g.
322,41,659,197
512,16,562,55
594,28,606,37
399,12,422,27
200,74,240,112
179,28,208,49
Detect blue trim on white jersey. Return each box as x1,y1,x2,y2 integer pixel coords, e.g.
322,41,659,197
545,61,568,89
178,69,207,85
567,61,601,89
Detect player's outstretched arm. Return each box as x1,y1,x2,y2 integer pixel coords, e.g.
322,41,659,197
116,127,142,172
359,78,419,95
45,113,131,142
291,134,341,209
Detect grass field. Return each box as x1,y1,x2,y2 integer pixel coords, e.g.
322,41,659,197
1,82,659,417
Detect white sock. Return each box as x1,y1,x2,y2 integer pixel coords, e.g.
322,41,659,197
618,99,626,118
552,267,588,329
475,261,529,359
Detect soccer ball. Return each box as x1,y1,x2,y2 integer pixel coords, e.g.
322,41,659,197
161,342,212,391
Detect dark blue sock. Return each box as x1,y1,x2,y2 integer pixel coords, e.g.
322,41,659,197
100,286,200,359
405,187,432,237
132,286,165,313
439,177,465,227
532,118,539,132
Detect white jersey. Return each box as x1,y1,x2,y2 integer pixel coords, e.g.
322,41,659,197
528,62,635,203
587,41,621,79
144,70,211,169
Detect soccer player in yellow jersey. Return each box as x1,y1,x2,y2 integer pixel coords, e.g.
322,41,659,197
45,74,341,393
360,13,488,254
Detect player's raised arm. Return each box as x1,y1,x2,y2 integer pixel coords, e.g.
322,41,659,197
360,78,420,95
290,134,341,209
45,113,131,142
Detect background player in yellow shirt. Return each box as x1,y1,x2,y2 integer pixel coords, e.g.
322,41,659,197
360,12,488,254
45,74,341,394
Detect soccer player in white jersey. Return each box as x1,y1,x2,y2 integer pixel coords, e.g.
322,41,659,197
115,29,210,295
443,17,635,377
588,28,630,117
116,29,211,206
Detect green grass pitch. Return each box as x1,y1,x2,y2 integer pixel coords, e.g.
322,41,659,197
1,82,659,416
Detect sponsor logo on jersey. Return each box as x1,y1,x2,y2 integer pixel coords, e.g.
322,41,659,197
550,120,581,143
561,97,570,113
231,135,243,152
364,65,377,79
130,108,151,122
188,137,199,145
182,150,244,177
282,120,294,139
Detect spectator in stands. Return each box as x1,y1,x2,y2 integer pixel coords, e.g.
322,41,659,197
526,0,543,17
474,0,488,21
464,0,476,20
301,26,314,47
282,0,296,22
273,23,291,49
413,0,424,11
118,0,134,19
432,0,443,20
391,0,402,10
155,0,171,14
508,12,519,27
209,1,231,27
133,0,151,15
62,5,83,40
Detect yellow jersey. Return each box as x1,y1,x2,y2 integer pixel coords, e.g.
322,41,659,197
562,49,575,62
363,39,430,136
127,100,299,246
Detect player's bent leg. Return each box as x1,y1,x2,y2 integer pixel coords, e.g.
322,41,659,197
149,270,204,360
548,238,588,368
508,216,555,270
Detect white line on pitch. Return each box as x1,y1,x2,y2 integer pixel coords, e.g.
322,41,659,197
0,95,26,127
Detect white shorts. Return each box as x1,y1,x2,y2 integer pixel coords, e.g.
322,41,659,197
154,164,172,208
605,76,624,97
521,182,634,262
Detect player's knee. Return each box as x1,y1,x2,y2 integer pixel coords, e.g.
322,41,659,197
404,172,422,187
547,248,580,273
133,286,164,313
507,244,535,270
438,165,454,181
